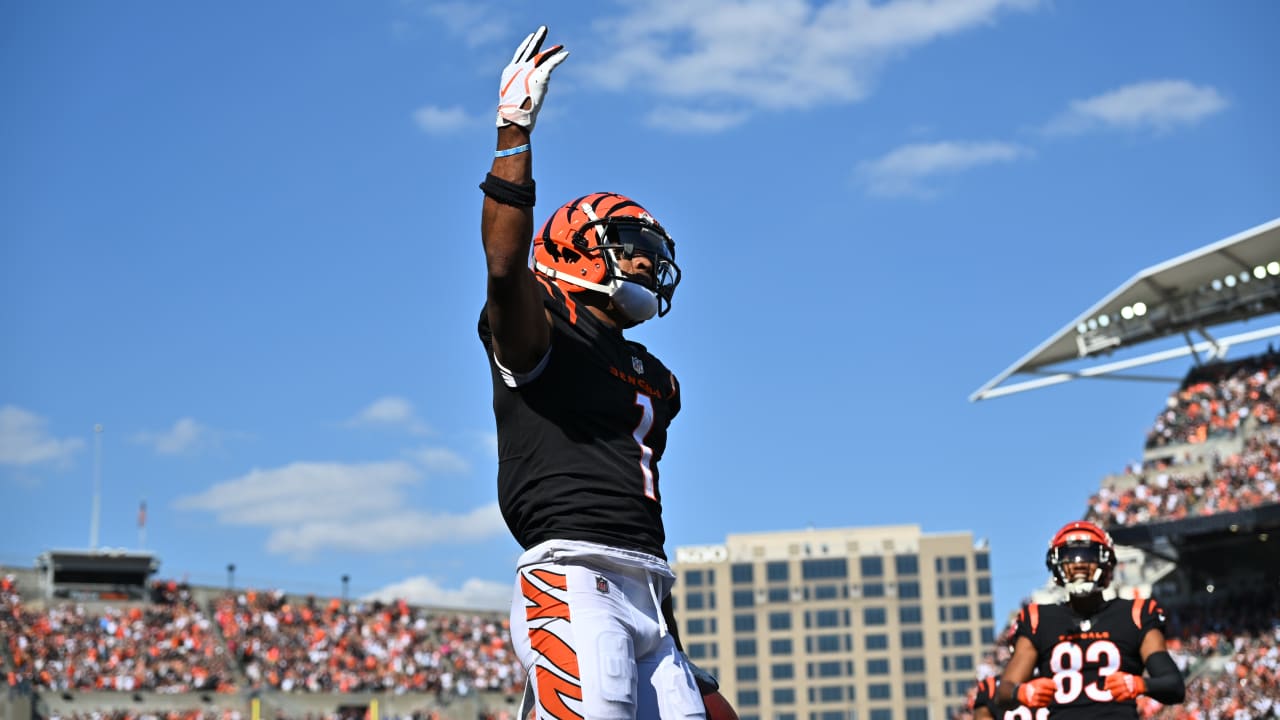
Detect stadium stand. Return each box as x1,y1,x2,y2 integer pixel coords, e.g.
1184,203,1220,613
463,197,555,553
1,572,524,720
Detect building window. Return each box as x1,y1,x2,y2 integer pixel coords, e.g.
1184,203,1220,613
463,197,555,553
901,630,923,648
900,605,922,624
947,556,967,573
684,570,704,587
801,558,848,580
869,684,892,700
812,634,842,653
736,690,759,708
898,580,920,599
735,639,757,657
769,611,792,630
687,618,706,635
816,686,844,702
982,626,995,644
863,582,885,598
865,634,888,650
772,688,796,705
953,654,974,671
768,587,790,603
732,563,754,584
736,665,757,682
733,589,755,608
860,556,884,577
980,602,993,620
687,642,709,659
895,553,919,575
867,659,890,675
686,593,704,610
734,614,756,633
902,656,925,673
904,682,927,698
771,663,795,680
907,708,930,720
813,584,841,600
978,577,992,596
766,561,789,582
863,607,887,626
952,629,973,646
948,578,969,597
871,710,892,720
976,552,989,571
771,638,794,655
950,605,970,622
812,661,843,678
815,609,841,628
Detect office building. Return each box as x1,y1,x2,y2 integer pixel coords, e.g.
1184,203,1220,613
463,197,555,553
673,525,996,720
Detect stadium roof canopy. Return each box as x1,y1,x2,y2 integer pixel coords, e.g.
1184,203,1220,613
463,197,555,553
972,216,1280,402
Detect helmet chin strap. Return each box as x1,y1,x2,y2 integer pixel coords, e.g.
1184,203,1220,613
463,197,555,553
532,198,660,323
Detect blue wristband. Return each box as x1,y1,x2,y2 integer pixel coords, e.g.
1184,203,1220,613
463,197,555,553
495,143,530,158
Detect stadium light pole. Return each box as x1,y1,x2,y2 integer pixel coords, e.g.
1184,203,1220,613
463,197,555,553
89,423,103,550
227,563,236,592
341,574,350,603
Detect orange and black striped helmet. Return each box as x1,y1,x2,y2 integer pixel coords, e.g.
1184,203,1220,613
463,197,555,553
1046,520,1116,595
532,192,680,321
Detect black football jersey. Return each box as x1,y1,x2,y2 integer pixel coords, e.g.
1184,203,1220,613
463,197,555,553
1012,597,1167,719
478,279,680,558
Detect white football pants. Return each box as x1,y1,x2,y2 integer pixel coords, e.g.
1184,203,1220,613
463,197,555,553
510,539,707,720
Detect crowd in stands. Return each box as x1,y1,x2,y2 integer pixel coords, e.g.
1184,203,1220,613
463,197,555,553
3,578,236,694
1145,351,1279,449
212,590,523,698
3,577,524,704
1085,428,1280,528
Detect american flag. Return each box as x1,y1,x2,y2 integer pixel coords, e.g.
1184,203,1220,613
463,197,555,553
137,500,147,528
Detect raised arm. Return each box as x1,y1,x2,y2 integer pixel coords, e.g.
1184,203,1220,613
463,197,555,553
480,26,568,373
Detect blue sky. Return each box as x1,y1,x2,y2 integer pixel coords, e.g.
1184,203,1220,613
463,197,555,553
3,1,1278,622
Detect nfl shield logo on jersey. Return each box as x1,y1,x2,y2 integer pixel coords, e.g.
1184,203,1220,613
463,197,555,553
596,575,609,593
631,356,645,374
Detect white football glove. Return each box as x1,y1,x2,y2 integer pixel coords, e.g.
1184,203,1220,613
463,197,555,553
496,26,569,131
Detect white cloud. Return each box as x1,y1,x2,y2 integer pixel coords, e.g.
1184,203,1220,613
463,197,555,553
645,106,749,133
413,105,474,134
347,396,430,436
175,461,506,556
578,0,1038,126
405,446,471,474
365,574,511,611
857,140,1029,197
0,405,84,467
133,417,214,455
416,1,510,47
1045,80,1228,135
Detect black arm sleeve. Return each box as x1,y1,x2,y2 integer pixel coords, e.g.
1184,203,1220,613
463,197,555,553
1143,651,1185,704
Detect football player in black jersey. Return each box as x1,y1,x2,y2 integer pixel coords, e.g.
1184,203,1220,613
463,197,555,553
477,25,724,720
997,521,1184,718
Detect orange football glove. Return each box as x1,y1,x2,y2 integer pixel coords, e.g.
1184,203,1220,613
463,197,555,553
1016,678,1056,708
1104,671,1146,701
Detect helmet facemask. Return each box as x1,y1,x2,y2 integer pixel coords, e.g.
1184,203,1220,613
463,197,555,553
1047,542,1113,597
534,198,680,324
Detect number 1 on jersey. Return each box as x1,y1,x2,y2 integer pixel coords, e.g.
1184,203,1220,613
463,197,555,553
633,393,656,500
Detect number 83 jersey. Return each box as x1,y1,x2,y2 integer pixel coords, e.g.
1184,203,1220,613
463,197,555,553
1013,597,1168,719
478,280,681,559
